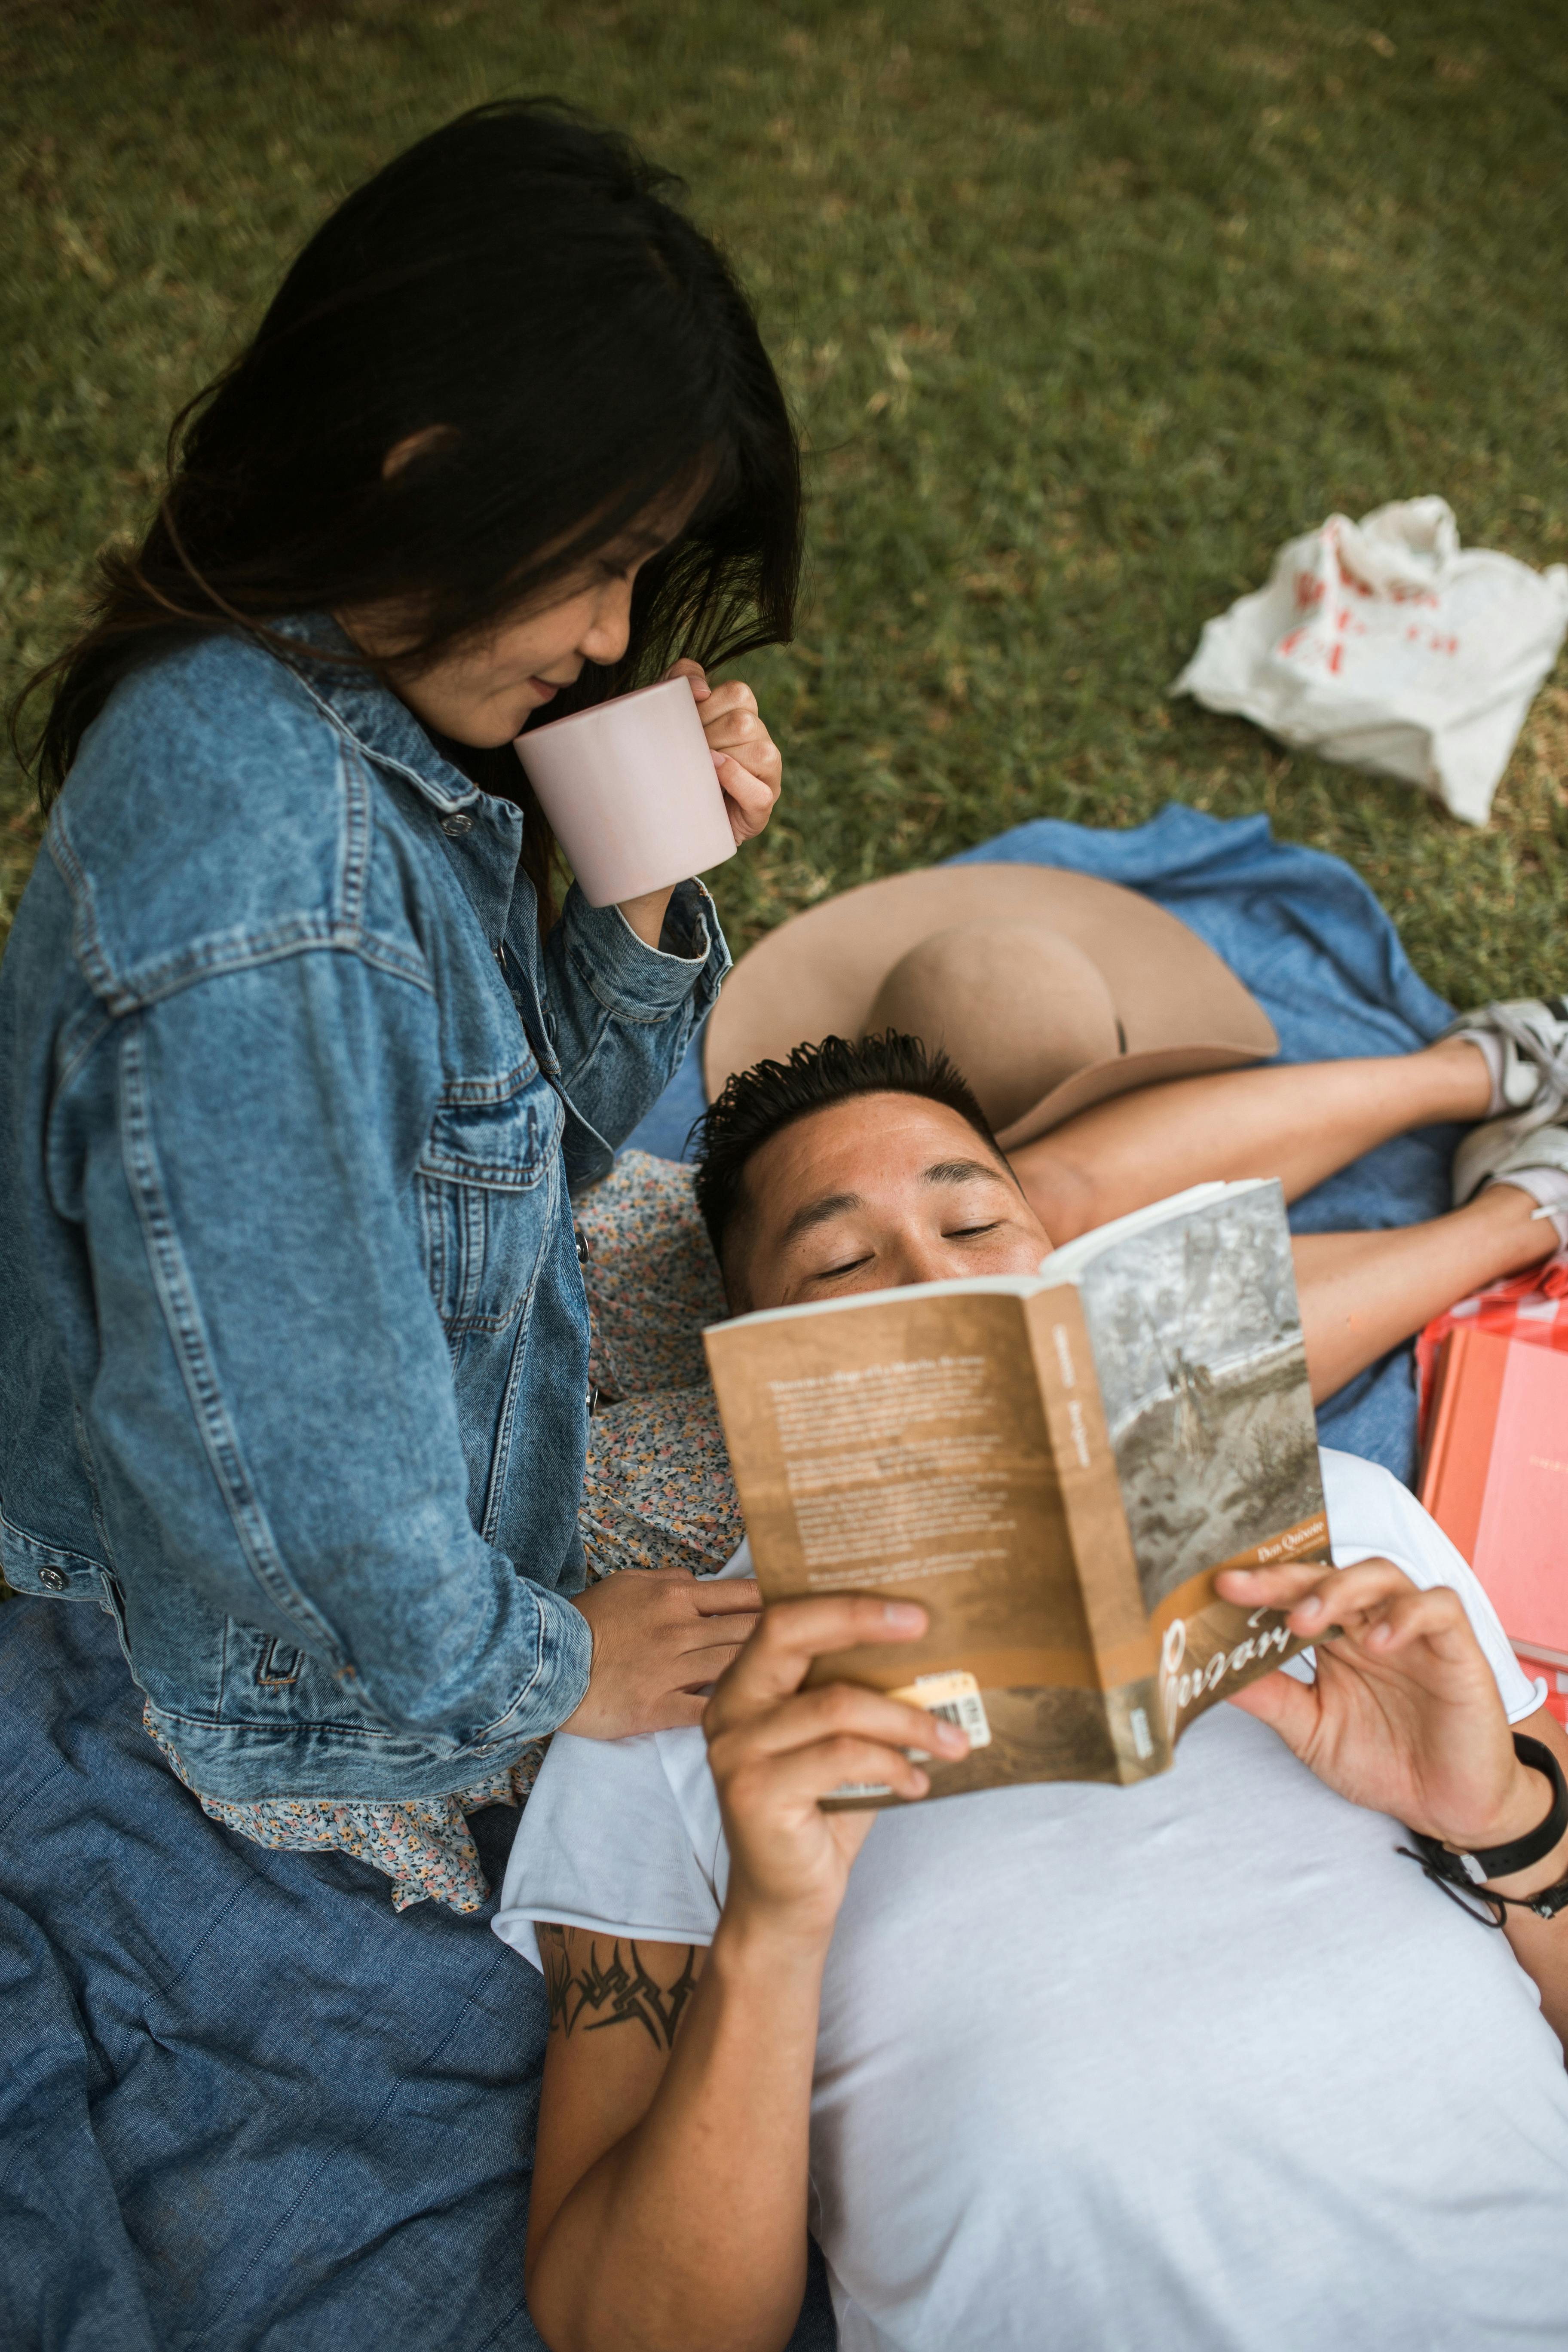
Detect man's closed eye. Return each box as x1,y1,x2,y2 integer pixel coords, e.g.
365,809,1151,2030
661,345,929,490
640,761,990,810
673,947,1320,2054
817,1251,875,1280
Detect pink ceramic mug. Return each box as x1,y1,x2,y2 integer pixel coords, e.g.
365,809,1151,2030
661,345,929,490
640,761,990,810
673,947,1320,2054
512,675,739,908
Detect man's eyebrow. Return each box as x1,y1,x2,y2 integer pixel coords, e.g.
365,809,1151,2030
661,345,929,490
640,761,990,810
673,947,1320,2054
922,1158,1013,1188
779,1190,866,1247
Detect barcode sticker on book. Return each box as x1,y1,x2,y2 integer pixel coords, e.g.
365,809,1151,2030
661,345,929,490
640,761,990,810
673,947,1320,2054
891,1670,993,1753
823,1673,994,1798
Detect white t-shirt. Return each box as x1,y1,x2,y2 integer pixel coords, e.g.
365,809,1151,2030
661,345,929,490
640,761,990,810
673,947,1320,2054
495,1450,1568,2352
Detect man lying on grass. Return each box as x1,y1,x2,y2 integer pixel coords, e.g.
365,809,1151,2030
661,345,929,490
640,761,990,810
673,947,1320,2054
497,1029,1568,2352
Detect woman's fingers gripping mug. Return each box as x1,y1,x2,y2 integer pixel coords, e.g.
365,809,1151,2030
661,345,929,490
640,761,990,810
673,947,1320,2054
513,674,739,908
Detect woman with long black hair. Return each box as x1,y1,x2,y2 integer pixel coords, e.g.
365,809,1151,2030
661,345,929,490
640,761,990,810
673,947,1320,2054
0,100,800,1904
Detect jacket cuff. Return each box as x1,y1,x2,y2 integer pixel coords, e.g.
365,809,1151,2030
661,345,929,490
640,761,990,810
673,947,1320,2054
562,879,730,1023
472,1584,594,1753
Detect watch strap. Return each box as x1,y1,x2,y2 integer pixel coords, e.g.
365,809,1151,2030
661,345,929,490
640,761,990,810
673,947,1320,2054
1400,1733,1568,1928
1458,1734,1568,1881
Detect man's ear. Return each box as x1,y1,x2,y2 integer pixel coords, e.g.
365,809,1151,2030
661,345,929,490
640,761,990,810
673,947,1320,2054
715,1213,754,1319
717,1252,750,1319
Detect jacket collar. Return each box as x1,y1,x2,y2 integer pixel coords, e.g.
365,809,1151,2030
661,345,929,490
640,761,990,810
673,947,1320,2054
274,614,483,814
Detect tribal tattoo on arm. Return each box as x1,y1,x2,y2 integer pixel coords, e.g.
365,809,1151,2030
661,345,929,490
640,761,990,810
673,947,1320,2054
539,1924,701,2051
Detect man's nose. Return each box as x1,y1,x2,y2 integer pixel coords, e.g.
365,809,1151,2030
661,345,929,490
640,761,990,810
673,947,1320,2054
891,1234,972,1288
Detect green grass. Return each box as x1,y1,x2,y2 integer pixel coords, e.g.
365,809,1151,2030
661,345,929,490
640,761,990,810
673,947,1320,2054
4,0,1568,1001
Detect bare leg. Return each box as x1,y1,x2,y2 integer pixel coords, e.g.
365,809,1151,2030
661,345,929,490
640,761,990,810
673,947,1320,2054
1297,1185,1556,1405
1012,1038,1492,1243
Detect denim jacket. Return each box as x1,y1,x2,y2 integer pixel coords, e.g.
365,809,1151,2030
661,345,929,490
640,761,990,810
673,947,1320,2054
0,624,729,1800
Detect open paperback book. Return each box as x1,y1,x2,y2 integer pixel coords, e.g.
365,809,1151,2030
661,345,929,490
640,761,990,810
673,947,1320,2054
704,1178,1331,1804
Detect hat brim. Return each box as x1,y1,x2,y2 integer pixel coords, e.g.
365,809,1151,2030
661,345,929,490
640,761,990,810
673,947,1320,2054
702,863,1278,1145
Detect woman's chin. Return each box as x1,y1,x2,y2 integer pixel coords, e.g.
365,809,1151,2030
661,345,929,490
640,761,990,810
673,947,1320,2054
428,708,533,753
486,693,557,748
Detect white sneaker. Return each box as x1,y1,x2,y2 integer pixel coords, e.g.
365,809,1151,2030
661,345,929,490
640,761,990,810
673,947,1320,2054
1454,1109,1568,1222
1442,998,1568,1121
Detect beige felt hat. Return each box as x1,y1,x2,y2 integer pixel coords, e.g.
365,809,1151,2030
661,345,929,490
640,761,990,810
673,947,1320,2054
703,864,1278,1151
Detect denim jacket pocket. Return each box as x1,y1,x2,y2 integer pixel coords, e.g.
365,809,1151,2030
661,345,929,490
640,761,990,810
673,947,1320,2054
417,1058,564,1335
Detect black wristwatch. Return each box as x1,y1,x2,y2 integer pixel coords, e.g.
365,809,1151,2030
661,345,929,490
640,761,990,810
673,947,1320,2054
1399,1734,1568,1927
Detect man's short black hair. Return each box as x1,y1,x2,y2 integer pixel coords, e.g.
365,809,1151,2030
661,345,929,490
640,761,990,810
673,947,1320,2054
690,1029,1001,1264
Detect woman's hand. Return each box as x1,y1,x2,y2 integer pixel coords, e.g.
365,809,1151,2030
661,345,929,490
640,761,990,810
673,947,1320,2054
559,1569,763,1739
702,1595,968,1946
1216,1556,1545,1856
665,658,781,845
615,661,781,945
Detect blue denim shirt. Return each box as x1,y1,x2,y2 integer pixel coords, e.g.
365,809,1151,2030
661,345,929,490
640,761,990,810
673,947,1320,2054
0,624,729,1801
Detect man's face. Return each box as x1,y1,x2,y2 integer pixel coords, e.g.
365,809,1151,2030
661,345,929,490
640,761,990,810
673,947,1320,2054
729,1093,1054,1312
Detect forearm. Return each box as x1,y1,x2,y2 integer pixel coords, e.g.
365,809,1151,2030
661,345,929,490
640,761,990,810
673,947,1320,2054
1503,1895,1568,2057
1497,1712,1568,2055
616,884,678,949
527,1914,825,2352
542,880,729,1155
352,1555,592,1750
1011,1044,1490,1243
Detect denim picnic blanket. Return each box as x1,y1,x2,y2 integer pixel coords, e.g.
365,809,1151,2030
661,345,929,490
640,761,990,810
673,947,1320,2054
0,1594,839,2352
628,803,1458,1485
1,805,1449,2352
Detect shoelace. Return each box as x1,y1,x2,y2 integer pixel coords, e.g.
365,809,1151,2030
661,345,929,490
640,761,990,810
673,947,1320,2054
1484,1002,1568,1125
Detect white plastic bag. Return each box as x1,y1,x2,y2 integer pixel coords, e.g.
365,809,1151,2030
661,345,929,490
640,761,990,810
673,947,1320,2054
1173,497,1568,824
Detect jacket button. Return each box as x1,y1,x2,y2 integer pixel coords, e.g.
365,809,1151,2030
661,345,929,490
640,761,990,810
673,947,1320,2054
442,812,473,837
39,1565,69,1592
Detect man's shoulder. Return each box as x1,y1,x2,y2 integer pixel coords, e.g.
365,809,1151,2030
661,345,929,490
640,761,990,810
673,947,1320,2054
513,1721,714,1851
1319,1446,1444,1559
52,634,429,1010
493,1722,721,1966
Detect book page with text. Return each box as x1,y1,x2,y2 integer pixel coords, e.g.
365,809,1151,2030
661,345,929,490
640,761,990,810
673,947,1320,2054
706,1289,1133,1798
